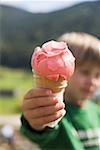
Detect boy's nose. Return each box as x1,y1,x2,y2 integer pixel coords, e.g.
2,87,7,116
87,76,98,87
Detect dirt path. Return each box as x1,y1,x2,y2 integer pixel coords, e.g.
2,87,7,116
0,115,40,150
0,115,20,128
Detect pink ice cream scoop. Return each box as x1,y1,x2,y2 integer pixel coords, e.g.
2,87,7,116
31,40,75,81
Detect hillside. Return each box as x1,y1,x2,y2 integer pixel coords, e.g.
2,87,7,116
0,0,100,69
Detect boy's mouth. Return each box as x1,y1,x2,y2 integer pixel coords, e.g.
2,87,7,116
81,88,94,96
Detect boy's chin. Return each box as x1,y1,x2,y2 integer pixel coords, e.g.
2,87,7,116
81,94,91,100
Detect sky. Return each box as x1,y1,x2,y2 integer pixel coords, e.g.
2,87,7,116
0,0,97,13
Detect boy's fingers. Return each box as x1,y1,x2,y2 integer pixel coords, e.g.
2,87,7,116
22,97,58,110
30,111,62,126
24,103,64,118
24,88,52,99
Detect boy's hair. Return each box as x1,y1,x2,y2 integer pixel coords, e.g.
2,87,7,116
58,32,100,67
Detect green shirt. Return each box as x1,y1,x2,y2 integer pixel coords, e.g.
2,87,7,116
20,100,100,150
66,100,100,150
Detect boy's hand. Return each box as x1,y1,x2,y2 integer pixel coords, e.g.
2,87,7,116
21,88,65,131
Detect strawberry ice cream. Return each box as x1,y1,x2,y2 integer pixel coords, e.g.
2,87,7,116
31,40,75,81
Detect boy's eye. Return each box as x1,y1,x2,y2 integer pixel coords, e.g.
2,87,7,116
95,72,100,79
80,70,89,76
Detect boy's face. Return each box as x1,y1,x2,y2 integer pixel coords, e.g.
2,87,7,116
67,63,100,101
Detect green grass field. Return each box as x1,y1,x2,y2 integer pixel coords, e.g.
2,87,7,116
0,66,33,114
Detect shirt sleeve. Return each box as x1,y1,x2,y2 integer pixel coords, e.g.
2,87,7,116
20,114,60,147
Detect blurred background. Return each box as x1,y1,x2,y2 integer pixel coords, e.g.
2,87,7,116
0,0,100,149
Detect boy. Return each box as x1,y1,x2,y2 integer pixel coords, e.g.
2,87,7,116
20,32,100,150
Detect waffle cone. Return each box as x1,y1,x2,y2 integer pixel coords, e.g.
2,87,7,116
32,70,67,93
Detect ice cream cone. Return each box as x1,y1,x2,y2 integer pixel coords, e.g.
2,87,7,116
31,40,75,127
